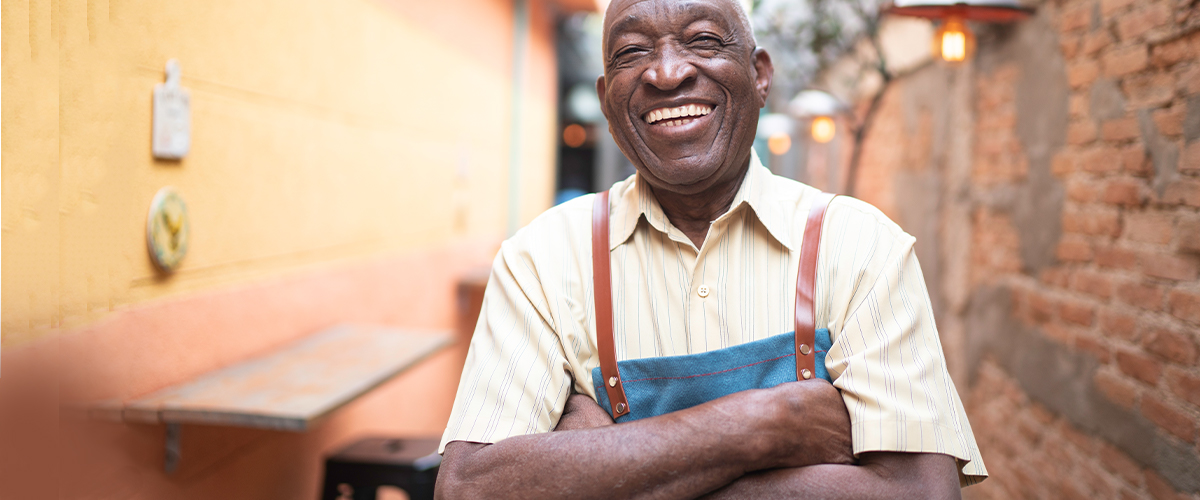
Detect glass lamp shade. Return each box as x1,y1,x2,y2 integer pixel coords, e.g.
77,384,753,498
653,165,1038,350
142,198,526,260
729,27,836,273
933,17,976,63
811,117,836,144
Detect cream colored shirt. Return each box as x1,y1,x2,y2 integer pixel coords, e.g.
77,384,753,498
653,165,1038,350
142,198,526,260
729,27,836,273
440,153,986,485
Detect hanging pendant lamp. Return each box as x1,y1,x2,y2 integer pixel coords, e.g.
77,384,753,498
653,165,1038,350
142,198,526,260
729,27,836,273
886,0,1034,63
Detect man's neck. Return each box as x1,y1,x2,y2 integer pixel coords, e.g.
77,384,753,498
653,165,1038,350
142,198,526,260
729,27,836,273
650,162,751,250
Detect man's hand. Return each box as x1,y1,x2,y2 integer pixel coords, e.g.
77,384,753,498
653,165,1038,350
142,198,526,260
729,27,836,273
742,380,855,470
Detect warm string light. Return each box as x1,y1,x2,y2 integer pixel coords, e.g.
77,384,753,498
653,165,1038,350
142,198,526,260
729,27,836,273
811,116,836,144
562,123,587,148
933,17,975,63
767,134,792,155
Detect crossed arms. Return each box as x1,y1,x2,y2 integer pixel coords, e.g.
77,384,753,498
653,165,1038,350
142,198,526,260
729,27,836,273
435,380,961,499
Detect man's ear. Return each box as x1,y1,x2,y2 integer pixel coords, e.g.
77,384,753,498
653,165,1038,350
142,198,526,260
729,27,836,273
752,48,774,108
596,75,610,120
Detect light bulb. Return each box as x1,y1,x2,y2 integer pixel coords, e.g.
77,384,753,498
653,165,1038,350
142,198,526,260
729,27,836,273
563,123,587,148
768,133,792,155
811,116,836,144
934,17,975,63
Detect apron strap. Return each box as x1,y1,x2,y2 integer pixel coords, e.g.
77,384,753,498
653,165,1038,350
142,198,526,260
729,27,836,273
591,189,838,418
593,190,629,418
795,192,838,380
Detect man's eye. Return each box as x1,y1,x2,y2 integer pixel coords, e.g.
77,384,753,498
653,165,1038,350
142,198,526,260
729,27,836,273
614,46,645,58
691,35,723,46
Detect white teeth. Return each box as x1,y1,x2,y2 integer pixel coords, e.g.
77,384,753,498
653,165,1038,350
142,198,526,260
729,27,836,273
644,104,714,124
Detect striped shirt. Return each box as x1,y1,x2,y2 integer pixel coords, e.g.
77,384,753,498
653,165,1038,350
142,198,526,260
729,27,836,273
440,152,986,485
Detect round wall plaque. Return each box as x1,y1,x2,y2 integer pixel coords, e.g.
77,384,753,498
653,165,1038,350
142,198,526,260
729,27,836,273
146,187,190,272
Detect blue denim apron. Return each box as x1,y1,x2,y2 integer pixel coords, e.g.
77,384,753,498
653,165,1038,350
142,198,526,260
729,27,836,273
589,191,837,422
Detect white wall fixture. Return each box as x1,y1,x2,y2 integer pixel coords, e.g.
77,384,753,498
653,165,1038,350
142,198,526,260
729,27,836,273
152,59,191,160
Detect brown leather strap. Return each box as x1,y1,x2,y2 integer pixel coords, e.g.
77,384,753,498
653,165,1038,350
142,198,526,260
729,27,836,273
795,192,837,380
593,191,629,418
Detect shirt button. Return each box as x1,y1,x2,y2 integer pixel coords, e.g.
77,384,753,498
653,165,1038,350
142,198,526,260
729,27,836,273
697,285,710,298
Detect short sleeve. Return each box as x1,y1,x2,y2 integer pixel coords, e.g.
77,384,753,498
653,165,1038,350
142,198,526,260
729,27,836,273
438,243,575,454
819,201,988,486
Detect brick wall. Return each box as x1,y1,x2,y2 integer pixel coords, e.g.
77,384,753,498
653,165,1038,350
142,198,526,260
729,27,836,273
852,0,1200,497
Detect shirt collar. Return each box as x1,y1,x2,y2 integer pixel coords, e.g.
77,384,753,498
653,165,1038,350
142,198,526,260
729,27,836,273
608,149,796,252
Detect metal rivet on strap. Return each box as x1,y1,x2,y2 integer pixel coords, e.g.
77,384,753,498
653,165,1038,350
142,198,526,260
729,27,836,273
608,376,618,387
616,402,626,413
799,343,812,355
801,369,813,380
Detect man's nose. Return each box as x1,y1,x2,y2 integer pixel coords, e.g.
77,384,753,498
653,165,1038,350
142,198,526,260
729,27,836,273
641,45,697,91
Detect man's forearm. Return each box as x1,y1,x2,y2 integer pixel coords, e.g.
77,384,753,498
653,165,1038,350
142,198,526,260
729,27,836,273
435,381,853,500
700,452,962,500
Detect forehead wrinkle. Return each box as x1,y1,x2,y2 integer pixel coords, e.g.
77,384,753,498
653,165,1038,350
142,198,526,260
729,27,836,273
603,0,754,53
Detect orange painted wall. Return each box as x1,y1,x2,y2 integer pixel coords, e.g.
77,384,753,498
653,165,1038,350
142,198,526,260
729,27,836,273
1,0,573,497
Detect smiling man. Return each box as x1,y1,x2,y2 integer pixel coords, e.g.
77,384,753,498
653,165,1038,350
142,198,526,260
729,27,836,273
434,0,985,498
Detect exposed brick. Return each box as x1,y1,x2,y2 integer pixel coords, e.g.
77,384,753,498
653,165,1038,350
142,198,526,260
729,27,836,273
1082,144,1123,173
1124,211,1173,244
1067,177,1100,202
1162,179,1200,207
1145,469,1187,500
1100,309,1138,340
1064,210,1122,237
1071,93,1090,119
1180,215,1200,254
1182,141,1200,174
1041,267,1071,288
1104,46,1149,77
1141,394,1196,442
1069,59,1101,88
1142,326,1199,364
1046,322,1076,345
1061,300,1096,326
1083,29,1115,55
1166,367,1200,408
1069,120,1100,145
1116,348,1162,385
1152,105,1185,136
1151,36,1193,67
1167,289,1200,323
1073,270,1114,299
1057,237,1095,262
1097,246,1139,269
1099,442,1144,485
1103,178,1147,206
1076,333,1111,362
1116,3,1171,41
1141,253,1199,281
1078,461,1121,499
1054,150,1078,175
1177,64,1200,95
1100,0,1137,17
1118,486,1144,500
1124,72,1176,108
1123,144,1153,177
1031,291,1059,324
1096,369,1142,408
1103,117,1143,141
1117,280,1164,311
1061,3,1093,32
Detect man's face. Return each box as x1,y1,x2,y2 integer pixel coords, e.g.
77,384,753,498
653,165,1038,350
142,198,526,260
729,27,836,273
598,0,772,196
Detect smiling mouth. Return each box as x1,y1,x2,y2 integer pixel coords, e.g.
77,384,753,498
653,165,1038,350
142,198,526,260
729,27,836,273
644,104,713,127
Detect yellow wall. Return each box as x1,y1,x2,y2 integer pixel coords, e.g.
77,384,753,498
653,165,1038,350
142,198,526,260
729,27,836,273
2,0,558,343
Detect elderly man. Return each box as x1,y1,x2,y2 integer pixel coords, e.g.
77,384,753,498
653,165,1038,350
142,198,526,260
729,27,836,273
435,0,985,497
